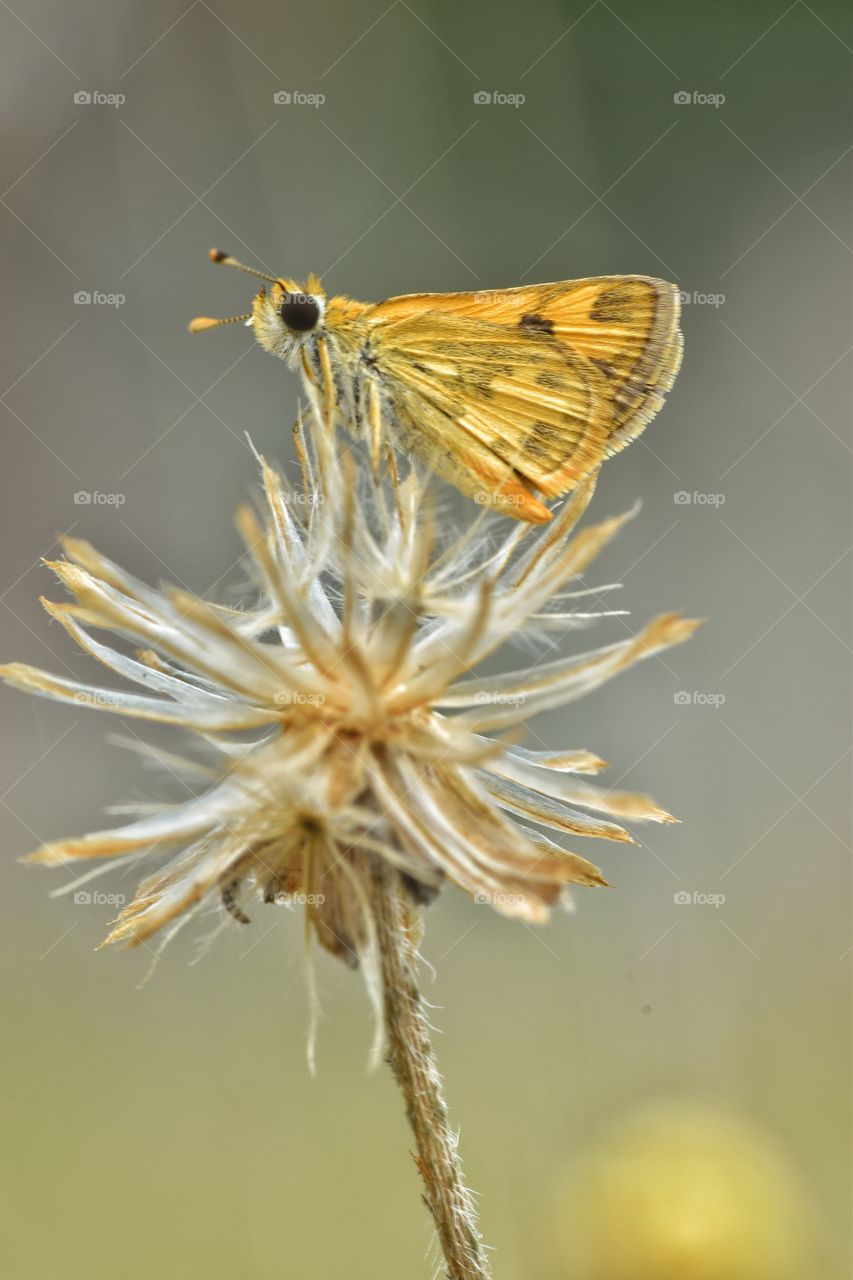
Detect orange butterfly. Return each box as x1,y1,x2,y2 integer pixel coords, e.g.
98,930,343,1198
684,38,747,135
191,250,682,522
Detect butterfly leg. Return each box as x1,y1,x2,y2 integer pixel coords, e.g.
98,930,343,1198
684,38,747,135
365,379,384,480
309,335,337,435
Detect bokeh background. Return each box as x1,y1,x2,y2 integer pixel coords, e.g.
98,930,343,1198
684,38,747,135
1,3,850,1277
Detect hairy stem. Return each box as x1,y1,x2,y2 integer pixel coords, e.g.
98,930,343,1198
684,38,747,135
369,858,493,1280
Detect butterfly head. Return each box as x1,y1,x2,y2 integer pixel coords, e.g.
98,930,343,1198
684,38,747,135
189,250,326,363
252,277,326,361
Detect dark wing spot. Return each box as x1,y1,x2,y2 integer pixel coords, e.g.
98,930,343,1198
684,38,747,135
590,282,649,324
520,313,555,334
591,357,617,379
522,421,566,464
535,369,565,390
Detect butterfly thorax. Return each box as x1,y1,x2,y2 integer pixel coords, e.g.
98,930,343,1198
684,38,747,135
297,297,407,449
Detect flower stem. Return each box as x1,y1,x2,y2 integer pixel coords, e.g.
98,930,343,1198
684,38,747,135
369,858,493,1280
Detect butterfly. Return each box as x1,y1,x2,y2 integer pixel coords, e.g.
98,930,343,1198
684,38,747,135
190,249,682,523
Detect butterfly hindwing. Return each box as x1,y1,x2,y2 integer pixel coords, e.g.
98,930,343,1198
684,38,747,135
367,309,613,511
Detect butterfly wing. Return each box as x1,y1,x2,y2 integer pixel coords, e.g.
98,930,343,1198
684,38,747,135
366,275,682,453
367,308,612,521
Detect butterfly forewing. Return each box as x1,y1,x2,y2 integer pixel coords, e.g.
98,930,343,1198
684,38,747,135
365,275,682,458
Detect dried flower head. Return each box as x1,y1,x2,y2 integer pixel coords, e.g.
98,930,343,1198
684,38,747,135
1,414,697,983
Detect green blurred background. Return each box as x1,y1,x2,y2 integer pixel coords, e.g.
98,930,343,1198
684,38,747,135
1,3,850,1277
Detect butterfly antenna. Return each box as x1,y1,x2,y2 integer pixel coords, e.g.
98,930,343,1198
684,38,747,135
189,312,254,333
207,248,277,282
189,249,277,333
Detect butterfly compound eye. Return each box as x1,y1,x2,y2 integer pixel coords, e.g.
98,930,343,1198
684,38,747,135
279,293,321,332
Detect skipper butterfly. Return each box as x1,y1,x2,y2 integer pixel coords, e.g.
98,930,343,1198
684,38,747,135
191,250,682,522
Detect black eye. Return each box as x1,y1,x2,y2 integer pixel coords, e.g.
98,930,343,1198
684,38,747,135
279,293,320,332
